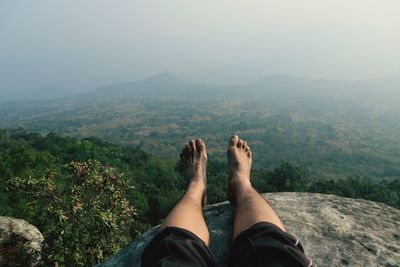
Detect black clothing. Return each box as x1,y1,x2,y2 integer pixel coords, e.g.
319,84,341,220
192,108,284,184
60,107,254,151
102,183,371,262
142,222,312,267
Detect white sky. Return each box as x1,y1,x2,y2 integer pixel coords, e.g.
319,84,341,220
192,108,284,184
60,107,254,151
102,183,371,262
0,0,399,100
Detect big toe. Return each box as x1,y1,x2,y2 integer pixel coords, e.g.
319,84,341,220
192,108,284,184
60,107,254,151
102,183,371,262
229,135,239,146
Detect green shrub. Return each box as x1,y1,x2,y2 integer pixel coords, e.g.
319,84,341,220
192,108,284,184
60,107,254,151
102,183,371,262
7,160,136,266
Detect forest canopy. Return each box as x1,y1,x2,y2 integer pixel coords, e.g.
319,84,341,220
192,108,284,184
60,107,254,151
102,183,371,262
0,128,399,265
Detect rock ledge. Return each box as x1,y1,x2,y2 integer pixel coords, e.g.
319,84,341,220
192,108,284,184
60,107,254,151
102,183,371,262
0,216,44,265
97,192,400,267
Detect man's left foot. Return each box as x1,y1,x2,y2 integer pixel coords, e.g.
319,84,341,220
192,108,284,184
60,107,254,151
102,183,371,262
180,139,208,206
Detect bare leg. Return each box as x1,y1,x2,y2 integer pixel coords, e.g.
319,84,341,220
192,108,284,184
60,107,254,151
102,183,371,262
227,135,286,239
161,139,210,245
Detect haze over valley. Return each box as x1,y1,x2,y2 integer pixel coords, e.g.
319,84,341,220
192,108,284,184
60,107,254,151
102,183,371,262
1,73,400,179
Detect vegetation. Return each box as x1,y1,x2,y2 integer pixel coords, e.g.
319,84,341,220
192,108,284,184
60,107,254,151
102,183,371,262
6,160,135,266
0,128,184,266
0,128,399,265
252,162,400,208
3,96,400,180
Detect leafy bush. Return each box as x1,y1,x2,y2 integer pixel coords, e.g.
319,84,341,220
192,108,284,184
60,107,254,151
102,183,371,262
6,160,136,266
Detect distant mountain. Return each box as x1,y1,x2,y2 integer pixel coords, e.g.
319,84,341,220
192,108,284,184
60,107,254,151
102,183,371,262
247,75,400,93
84,73,209,101
237,75,400,108
96,73,191,93
73,74,398,108
1,73,399,117
1,73,400,180
2,73,399,105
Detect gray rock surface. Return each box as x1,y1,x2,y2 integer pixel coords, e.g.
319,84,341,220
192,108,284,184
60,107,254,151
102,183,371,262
97,192,400,267
0,216,44,265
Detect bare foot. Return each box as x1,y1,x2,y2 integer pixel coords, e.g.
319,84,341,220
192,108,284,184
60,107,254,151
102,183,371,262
180,139,207,206
227,135,252,203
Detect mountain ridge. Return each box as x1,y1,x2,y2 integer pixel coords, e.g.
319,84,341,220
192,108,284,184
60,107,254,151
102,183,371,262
1,73,400,105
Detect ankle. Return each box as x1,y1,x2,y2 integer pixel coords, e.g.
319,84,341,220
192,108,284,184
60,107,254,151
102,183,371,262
187,180,205,195
229,174,251,187
229,176,251,195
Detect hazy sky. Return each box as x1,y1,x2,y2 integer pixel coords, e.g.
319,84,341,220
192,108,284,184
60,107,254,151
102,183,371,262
1,0,399,100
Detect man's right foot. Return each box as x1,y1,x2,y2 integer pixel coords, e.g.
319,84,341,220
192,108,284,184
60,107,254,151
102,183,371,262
180,139,208,206
227,135,252,203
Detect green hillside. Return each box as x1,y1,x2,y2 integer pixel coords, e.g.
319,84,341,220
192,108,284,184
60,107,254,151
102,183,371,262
1,128,399,265
1,75,400,180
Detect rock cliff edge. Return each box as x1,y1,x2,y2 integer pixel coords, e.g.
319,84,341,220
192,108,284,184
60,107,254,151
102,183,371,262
97,192,400,267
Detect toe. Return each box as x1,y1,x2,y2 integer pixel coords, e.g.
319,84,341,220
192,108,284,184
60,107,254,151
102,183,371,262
237,139,244,148
201,139,206,147
230,135,239,146
195,138,206,153
181,146,191,164
243,141,247,149
247,151,252,158
189,139,196,151
183,145,190,157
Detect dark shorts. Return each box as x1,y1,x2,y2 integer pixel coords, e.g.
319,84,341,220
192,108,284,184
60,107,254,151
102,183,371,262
141,222,312,267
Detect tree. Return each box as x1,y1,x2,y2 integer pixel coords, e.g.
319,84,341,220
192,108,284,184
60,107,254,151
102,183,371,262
257,163,310,192
7,160,136,266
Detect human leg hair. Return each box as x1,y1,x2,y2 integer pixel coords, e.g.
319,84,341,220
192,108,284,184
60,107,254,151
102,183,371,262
227,135,285,239
161,139,210,245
